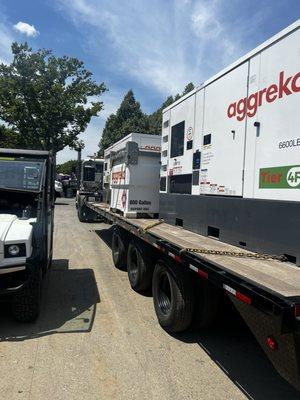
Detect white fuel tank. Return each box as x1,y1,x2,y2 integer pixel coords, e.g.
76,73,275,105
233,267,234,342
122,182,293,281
108,133,161,217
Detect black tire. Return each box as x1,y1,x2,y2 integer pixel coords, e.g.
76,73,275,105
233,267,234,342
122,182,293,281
152,260,194,333
127,240,154,292
193,280,221,329
77,205,86,222
12,268,42,323
112,227,129,270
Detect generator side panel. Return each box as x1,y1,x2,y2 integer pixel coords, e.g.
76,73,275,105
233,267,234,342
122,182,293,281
110,159,128,212
243,26,300,201
138,134,162,152
160,110,170,193
167,94,196,195
110,153,160,215
200,62,249,196
192,89,205,195
128,154,160,214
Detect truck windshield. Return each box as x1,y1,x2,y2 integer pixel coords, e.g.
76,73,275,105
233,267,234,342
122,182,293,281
0,158,45,191
83,166,96,181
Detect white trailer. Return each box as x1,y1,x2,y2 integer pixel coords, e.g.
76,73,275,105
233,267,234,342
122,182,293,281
106,133,161,217
160,20,300,263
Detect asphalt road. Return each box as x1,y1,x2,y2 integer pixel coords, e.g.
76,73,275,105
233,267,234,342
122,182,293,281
0,199,299,400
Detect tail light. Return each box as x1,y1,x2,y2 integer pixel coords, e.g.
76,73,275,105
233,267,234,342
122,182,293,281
266,336,278,351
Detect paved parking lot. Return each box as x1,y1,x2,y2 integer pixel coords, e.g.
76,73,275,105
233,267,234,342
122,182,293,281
0,199,299,400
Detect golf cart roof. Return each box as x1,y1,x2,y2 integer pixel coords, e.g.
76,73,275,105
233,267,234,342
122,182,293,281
0,148,51,159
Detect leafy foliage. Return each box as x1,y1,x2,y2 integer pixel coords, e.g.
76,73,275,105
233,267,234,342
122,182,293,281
56,160,78,175
99,83,195,153
99,90,148,152
0,125,22,148
0,42,106,152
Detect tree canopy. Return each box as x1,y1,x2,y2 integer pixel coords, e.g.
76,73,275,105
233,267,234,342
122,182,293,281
99,90,148,151
98,83,195,154
56,159,77,175
0,42,106,152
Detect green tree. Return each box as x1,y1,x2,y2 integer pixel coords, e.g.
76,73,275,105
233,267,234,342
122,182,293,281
56,160,77,175
147,82,195,135
99,90,148,153
0,125,22,148
182,82,195,96
0,42,106,152
147,95,174,135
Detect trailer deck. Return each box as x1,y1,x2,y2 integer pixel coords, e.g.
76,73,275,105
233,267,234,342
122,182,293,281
87,202,300,302
80,200,300,390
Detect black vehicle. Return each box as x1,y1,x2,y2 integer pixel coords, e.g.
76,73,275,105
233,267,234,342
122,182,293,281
76,158,104,221
0,148,55,322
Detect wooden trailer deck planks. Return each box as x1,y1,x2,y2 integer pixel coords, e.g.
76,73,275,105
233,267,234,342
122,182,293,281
90,203,300,298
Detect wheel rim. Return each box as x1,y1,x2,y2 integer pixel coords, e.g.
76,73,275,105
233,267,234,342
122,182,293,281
157,271,172,315
128,247,138,281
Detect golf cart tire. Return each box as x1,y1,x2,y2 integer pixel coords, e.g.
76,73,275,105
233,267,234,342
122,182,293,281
78,205,87,222
127,239,154,292
12,269,42,323
112,226,129,270
152,260,194,333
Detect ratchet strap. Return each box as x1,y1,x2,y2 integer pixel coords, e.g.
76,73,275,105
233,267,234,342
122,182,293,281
138,219,164,234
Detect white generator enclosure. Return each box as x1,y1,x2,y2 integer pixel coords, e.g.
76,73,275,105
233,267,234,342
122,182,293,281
160,20,300,264
108,133,161,217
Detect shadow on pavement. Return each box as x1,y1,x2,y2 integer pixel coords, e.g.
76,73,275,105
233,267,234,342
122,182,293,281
87,225,300,398
94,225,114,249
171,304,300,400
0,259,100,342
94,226,153,297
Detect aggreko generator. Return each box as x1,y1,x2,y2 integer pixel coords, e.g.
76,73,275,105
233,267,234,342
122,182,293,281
160,19,300,265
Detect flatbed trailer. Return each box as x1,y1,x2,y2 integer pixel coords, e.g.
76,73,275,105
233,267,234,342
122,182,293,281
79,198,300,390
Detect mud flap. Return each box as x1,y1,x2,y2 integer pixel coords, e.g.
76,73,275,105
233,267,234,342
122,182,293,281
230,296,300,391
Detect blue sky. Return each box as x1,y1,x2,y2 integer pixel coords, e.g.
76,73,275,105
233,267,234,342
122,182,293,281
0,0,299,162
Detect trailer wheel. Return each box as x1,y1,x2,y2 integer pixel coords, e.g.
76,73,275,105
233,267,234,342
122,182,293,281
112,227,129,270
127,240,154,292
194,280,221,329
11,268,42,323
152,260,194,333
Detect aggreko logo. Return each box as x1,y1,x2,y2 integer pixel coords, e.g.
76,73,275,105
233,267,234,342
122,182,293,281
227,71,300,121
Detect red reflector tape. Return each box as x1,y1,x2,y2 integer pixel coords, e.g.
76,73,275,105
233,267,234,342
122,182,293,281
236,291,252,305
198,269,208,279
168,252,182,263
153,243,164,252
189,264,208,279
295,304,300,319
223,284,251,305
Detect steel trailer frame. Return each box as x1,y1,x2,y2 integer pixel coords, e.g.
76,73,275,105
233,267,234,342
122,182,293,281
81,198,300,390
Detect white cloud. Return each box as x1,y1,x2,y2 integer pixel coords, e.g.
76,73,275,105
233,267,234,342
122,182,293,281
56,118,103,163
55,0,243,95
14,21,39,37
0,23,14,64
